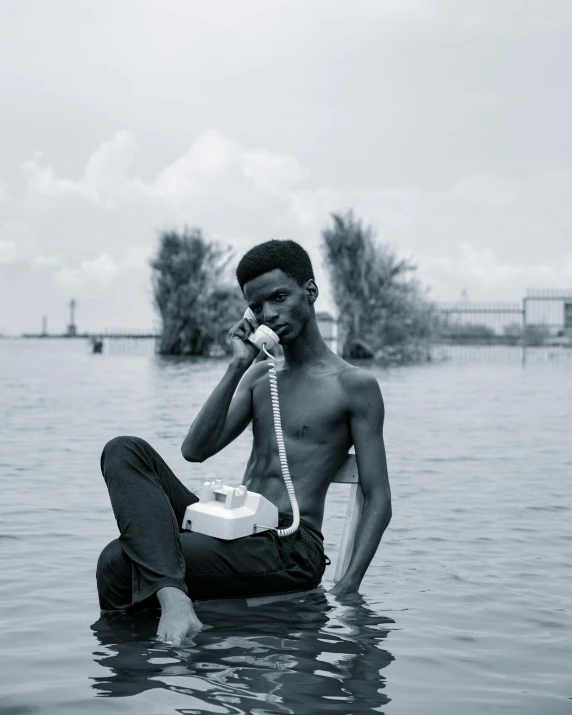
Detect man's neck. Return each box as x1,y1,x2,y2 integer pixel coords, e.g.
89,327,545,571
281,318,332,370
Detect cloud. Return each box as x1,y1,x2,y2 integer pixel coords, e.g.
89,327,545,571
31,255,62,270
22,131,139,205
147,129,309,202
54,253,121,286
0,221,38,263
20,129,525,248
436,174,517,206
52,245,153,286
455,243,555,283
15,128,572,310
120,245,154,270
0,240,17,264
15,132,523,220
22,129,309,213
419,243,572,300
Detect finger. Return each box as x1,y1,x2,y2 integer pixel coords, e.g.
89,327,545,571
229,326,247,340
229,320,252,338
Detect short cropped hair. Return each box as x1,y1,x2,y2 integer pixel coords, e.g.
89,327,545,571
236,239,314,291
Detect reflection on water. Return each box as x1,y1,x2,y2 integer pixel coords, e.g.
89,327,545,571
91,590,395,713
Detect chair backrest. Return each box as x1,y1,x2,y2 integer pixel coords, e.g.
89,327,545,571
331,453,363,582
332,452,359,485
245,453,362,606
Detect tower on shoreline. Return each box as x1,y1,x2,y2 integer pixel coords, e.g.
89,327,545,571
66,299,77,337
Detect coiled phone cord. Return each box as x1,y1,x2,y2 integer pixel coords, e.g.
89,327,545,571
262,343,300,537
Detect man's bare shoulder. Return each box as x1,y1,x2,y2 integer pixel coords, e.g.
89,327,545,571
248,359,275,378
337,362,383,408
336,360,378,387
239,360,274,392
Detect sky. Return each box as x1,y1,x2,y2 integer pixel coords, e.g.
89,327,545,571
1,0,571,334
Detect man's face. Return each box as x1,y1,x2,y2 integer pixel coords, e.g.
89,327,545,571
243,268,312,344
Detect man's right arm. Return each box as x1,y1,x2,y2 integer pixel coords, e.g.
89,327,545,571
181,358,256,462
181,315,264,462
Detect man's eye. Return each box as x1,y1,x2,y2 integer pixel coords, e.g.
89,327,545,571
275,295,286,302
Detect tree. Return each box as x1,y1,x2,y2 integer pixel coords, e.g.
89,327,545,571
150,227,244,355
321,210,436,362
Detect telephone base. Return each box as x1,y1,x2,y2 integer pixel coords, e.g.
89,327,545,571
182,480,279,540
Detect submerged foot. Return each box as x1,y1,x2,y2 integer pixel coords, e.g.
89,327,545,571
156,586,203,644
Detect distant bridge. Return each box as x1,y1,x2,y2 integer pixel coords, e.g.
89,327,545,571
21,331,159,339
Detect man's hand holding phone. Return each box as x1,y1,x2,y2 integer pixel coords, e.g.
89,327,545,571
228,314,259,367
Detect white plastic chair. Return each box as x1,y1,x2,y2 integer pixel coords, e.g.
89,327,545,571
242,452,362,607
330,452,362,583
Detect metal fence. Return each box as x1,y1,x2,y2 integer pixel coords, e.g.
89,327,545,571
434,289,572,365
99,330,159,356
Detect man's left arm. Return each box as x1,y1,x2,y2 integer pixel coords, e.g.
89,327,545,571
330,370,392,596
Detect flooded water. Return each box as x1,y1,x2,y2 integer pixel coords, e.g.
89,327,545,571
1,339,571,714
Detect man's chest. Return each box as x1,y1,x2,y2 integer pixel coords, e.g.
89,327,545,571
251,371,349,441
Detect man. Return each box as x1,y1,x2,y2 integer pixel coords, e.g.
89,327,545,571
97,239,392,644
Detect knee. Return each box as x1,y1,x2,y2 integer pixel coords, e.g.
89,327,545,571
100,435,150,474
96,540,125,580
102,434,149,458
96,540,131,610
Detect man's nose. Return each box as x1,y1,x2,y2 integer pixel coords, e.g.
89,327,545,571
262,304,279,325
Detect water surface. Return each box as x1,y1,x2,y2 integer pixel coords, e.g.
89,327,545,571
1,339,571,714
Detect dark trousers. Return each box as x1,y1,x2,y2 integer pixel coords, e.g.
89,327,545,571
96,436,327,610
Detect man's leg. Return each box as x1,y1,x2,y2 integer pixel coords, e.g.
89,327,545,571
179,518,327,601
97,436,327,639
96,538,132,611
97,435,201,642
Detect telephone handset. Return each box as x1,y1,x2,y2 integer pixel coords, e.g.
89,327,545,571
243,308,280,351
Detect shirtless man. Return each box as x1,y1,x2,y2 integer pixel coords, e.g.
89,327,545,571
96,239,392,644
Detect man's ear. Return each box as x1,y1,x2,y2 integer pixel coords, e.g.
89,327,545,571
306,279,319,304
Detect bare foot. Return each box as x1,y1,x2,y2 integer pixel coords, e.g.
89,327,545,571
156,587,203,644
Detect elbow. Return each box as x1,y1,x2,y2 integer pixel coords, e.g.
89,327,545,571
369,491,392,529
381,489,392,525
384,500,393,529
363,490,392,529
181,442,206,463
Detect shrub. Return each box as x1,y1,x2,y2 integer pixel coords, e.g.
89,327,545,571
321,210,436,363
150,227,244,355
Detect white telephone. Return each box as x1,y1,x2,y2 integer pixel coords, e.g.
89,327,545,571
181,308,300,540
242,307,280,352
